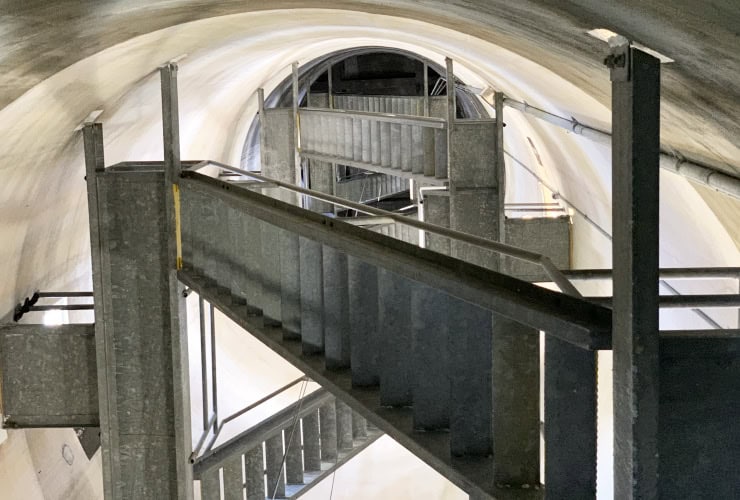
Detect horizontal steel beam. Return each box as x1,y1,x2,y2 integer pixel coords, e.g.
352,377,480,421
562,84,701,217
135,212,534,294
192,388,331,477
180,172,611,349
659,329,740,339
587,294,740,309
564,267,740,280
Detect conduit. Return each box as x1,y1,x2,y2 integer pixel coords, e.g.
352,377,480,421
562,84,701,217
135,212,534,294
502,97,740,200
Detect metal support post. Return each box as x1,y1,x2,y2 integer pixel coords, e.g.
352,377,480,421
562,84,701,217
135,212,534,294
292,62,301,187
494,92,506,244
423,62,430,117
258,87,266,171
161,61,195,499
210,303,218,429
608,43,661,499
445,57,455,177
328,65,334,109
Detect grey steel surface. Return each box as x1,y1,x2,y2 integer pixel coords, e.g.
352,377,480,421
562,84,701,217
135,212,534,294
347,256,380,386
352,413,368,439
0,323,98,428
610,46,661,500
377,269,413,406
280,230,301,339
261,108,297,184
301,410,322,471
245,445,265,500
544,336,597,499
492,317,540,487
179,173,611,349
448,299,492,456
89,168,181,498
299,237,324,354
199,467,220,500
410,284,450,430
658,337,740,499
222,453,244,500
335,400,354,451
284,424,304,485
319,400,338,462
504,217,570,282
266,433,286,498
261,222,282,326
322,246,350,369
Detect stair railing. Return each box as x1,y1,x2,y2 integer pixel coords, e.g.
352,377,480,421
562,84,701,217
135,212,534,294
189,160,582,298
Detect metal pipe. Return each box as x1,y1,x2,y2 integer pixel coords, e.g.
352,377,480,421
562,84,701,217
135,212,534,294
190,413,217,463
218,376,309,428
209,303,218,429
503,96,740,200
192,161,578,297
28,304,94,311
199,297,209,431
36,292,93,298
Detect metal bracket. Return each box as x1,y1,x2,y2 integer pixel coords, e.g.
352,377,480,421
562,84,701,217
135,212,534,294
605,41,631,82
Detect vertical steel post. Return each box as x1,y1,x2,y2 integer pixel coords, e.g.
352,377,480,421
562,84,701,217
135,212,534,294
608,43,661,499
494,92,506,244
445,57,455,173
161,61,194,499
209,303,218,428
292,62,301,187
199,297,208,430
328,65,334,109
258,87,266,172
423,62,430,117
83,121,117,499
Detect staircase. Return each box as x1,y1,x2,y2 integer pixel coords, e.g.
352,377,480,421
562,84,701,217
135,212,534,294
178,168,611,499
298,107,448,185
194,389,382,500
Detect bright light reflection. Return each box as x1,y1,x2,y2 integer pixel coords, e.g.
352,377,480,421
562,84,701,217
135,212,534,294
43,309,65,326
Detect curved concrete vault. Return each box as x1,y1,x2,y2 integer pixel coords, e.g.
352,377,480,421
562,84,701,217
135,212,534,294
0,2,738,499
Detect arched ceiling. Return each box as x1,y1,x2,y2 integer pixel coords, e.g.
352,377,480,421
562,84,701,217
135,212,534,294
0,2,737,324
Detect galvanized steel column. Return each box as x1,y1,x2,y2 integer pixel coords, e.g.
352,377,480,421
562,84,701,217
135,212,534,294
608,43,661,499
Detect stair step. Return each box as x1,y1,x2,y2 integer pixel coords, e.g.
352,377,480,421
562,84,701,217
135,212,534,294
180,270,543,499
378,268,413,407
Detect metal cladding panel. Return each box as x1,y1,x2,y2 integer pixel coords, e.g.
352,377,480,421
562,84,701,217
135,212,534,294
658,338,740,499
96,170,179,498
261,108,296,185
0,324,98,428
505,216,571,282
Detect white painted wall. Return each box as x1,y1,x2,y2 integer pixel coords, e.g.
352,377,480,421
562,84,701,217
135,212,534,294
0,8,737,500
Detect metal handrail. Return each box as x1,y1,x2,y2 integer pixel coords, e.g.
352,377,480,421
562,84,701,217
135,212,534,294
192,160,582,297
299,107,447,129
198,375,310,456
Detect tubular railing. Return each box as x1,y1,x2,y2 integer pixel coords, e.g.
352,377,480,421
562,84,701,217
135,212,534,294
191,160,582,298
